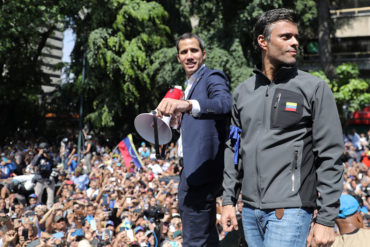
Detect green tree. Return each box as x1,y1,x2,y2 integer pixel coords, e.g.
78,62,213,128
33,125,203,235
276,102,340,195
152,0,318,91
310,63,370,126
0,0,85,141
153,0,255,89
68,0,367,141
70,0,320,141
69,0,170,141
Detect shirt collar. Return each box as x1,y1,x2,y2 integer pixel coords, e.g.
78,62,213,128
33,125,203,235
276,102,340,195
186,64,206,85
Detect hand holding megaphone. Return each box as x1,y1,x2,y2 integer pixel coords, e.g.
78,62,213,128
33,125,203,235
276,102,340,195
134,86,185,145
156,98,192,118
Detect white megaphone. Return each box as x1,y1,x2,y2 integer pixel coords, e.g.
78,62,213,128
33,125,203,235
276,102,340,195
134,86,184,145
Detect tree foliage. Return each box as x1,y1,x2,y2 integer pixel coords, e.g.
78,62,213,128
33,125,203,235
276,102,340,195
164,0,318,88
2,0,368,142
71,0,368,141
310,63,370,125
69,0,170,141
0,0,85,141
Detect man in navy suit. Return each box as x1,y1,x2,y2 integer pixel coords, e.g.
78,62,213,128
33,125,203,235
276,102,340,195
156,33,232,246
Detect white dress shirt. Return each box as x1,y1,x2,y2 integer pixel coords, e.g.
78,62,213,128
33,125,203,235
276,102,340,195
177,64,204,158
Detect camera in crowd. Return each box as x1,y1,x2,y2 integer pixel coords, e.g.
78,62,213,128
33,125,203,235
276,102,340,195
143,207,164,223
39,142,49,153
32,167,59,185
7,181,26,194
50,168,59,180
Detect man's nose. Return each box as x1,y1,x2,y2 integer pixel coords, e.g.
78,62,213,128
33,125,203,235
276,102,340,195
291,37,299,47
185,50,193,59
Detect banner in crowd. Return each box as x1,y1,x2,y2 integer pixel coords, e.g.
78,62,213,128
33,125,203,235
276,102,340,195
118,134,143,169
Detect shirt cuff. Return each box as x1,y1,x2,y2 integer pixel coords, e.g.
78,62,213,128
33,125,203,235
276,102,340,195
189,100,200,117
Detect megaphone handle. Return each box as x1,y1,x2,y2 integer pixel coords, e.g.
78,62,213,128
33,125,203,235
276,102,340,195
152,111,161,159
160,144,167,159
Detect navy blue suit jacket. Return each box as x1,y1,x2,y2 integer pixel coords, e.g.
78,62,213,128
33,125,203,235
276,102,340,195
181,66,232,187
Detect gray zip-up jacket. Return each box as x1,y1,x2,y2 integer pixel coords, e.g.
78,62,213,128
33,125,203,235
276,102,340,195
222,66,344,227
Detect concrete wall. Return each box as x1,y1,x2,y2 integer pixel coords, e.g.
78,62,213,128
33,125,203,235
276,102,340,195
334,14,370,37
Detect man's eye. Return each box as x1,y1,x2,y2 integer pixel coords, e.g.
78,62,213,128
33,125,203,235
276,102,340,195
281,34,299,41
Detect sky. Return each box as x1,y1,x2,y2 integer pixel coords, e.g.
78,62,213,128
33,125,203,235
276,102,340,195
61,28,76,83
62,28,76,63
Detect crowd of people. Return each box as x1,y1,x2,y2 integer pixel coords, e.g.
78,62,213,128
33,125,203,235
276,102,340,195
341,129,370,218
0,136,185,247
0,128,368,246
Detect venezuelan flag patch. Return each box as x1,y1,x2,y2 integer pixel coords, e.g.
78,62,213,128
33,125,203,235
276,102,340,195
285,102,297,112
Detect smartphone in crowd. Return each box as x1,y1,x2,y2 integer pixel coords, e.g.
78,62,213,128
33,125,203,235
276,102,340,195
22,228,29,241
103,194,108,206
90,219,97,231
126,229,134,242
102,229,112,242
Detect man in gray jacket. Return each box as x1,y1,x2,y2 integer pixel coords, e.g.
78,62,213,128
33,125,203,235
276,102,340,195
221,8,344,247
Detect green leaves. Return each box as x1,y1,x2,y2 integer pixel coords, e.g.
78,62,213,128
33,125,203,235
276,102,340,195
71,0,323,140
310,63,370,125
71,0,170,134
205,45,253,89
2,0,365,142
335,78,369,112
0,0,86,140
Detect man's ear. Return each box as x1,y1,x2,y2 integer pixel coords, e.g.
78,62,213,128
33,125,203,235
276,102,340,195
177,54,180,63
355,212,363,227
257,34,268,51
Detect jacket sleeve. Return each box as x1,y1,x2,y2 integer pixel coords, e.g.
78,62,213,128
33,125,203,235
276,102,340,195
197,71,232,117
31,155,41,167
222,92,244,206
312,80,344,227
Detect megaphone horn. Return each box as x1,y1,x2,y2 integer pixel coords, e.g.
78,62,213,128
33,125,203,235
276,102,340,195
134,111,172,145
134,86,184,145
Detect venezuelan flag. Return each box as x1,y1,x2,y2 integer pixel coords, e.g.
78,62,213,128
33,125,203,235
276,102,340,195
118,134,143,169
285,102,297,112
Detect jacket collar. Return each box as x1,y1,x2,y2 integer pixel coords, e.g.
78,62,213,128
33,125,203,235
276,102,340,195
253,64,298,84
186,64,207,100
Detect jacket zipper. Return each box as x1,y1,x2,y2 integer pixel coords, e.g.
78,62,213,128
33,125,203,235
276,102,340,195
273,93,281,125
291,150,298,192
257,84,271,208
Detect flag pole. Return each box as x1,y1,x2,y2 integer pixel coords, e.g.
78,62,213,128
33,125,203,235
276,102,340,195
111,144,119,154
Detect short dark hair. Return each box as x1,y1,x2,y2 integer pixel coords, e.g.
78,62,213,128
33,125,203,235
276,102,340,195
176,33,205,53
253,8,299,52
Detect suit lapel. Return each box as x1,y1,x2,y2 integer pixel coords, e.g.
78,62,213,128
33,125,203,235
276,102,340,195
186,66,208,100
